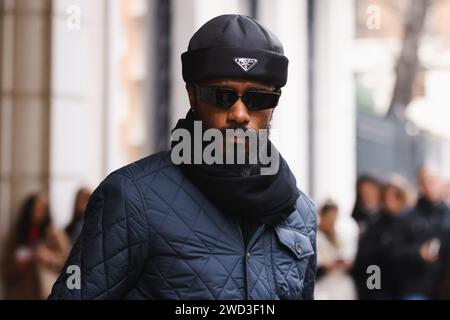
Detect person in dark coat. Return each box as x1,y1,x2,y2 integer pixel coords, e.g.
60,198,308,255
351,175,382,235
48,14,317,300
352,176,412,299
392,166,450,300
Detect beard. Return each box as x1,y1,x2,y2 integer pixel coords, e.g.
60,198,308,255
185,110,274,171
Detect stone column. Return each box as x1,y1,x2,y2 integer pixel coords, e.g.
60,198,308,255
312,0,357,215
259,0,310,194
0,0,52,235
0,1,52,298
49,0,108,228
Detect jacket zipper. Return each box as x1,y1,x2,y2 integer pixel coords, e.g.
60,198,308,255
236,219,265,300
236,221,249,300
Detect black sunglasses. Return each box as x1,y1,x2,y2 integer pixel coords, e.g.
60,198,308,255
195,85,281,111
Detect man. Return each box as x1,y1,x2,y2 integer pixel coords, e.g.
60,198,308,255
392,166,450,299
352,177,410,300
48,14,317,300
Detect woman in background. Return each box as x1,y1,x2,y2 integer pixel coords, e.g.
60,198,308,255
65,187,91,244
2,192,71,299
2,193,51,299
35,187,92,297
315,201,356,300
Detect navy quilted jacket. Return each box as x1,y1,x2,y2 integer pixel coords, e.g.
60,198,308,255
48,151,317,300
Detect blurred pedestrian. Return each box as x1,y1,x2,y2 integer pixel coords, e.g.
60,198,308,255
351,175,382,235
315,201,356,300
35,225,71,298
1,193,70,299
65,187,91,244
352,176,412,299
2,193,51,299
392,166,450,300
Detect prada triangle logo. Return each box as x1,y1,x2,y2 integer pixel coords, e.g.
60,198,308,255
234,57,258,72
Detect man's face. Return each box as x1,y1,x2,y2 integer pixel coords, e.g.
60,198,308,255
418,167,443,203
360,181,380,210
186,78,277,134
383,186,404,216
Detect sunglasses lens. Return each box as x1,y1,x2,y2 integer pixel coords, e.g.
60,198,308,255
197,87,237,109
243,91,280,111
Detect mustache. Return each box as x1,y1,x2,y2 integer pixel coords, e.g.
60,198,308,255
217,127,271,136
218,126,249,135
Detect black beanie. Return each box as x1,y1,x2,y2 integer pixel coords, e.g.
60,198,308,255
182,14,288,88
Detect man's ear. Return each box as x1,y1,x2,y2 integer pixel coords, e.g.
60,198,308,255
186,83,197,109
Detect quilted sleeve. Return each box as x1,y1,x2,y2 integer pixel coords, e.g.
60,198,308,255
301,195,317,300
48,172,149,299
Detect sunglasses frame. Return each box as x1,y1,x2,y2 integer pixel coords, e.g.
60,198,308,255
194,84,281,111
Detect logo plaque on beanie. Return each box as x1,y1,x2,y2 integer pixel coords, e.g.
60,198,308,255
234,58,258,72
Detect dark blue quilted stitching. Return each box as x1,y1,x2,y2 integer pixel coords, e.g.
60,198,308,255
48,151,317,300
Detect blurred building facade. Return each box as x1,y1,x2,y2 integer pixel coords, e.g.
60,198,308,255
354,0,450,183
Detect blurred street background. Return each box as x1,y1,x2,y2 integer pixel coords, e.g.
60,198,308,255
1,0,450,299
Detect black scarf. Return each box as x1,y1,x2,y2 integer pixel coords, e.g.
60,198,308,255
170,110,300,226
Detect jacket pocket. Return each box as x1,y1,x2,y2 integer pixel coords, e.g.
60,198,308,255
271,226,314,299
274,226,314,260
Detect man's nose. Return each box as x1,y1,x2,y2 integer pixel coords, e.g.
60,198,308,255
226,98,250,125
